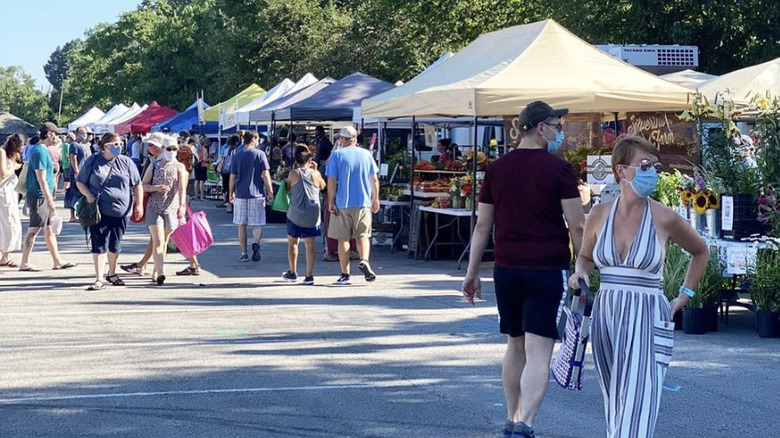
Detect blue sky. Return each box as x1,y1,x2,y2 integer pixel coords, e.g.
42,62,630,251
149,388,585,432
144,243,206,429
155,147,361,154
0,0,140,90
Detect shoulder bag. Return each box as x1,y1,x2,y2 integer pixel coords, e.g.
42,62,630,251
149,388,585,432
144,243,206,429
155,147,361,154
76,158,116,229
552,278,594,391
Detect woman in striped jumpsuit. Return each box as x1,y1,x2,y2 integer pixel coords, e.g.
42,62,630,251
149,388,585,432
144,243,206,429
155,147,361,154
569,135,709,438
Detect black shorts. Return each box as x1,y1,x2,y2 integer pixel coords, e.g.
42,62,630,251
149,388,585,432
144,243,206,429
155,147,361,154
194,165,208,181
89,214,128,254
493,265,567,339
27,195,51,228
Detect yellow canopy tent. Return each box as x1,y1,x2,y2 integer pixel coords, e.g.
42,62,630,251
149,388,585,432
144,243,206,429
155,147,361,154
203,84,266,125
362,19,693,118
699,57,780,105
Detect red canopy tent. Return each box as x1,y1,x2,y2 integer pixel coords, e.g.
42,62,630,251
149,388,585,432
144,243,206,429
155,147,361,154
115,102,178,134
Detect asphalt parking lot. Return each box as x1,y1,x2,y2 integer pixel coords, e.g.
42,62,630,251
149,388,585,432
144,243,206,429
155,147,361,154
1,200,778,438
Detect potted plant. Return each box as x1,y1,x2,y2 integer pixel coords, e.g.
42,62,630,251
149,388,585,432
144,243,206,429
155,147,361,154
663,243,688,330
682,249,724,334
747,247,780,338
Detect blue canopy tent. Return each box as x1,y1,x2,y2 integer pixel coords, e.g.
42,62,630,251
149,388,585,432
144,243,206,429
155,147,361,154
274,72,395,121
152,100,209,133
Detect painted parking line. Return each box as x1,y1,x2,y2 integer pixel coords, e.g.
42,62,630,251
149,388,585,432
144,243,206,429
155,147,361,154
0,380,439,404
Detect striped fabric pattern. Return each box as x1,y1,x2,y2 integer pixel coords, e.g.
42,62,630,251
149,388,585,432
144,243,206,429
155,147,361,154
591,199,674,438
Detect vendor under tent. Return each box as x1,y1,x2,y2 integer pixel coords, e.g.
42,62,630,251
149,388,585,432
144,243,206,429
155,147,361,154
202,84,265,130
233,74,319,127
248,77,336,123
96,103,145,134
0,112,36,139
660,69,717,90
362,19,692,118
115,101,178,134
274,72,395,121
67,107,104,132
86,104,128,133
699,57,780,105
152,99,209,133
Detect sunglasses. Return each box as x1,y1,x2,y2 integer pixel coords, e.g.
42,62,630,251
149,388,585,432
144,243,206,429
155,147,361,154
624,159,663,173
543,122,563,132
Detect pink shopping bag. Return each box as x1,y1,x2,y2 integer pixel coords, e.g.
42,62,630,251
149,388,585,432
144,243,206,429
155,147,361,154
170,206,214,258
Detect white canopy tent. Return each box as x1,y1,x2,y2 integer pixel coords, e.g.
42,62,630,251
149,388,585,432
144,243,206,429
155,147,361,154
699,57,780,105
99,103,147,134
232,73,319,127
68,107,104,132
86,104,128,133
660,69,717,90
362,19,693,118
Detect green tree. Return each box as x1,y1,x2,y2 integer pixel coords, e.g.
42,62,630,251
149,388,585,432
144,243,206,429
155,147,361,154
44,40,78,90
0,66,51,125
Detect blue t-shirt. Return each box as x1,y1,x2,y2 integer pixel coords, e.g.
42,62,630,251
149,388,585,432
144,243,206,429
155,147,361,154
324,146,377,209
76,154,141,218
230,147,269,199
69,142,91,171
26,144,55,198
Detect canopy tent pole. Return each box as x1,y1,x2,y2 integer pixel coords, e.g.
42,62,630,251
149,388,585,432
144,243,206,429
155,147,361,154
471,116,478,229
409,115,416,258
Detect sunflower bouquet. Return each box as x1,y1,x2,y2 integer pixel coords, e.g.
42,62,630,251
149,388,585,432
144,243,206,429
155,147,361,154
679,173,720,214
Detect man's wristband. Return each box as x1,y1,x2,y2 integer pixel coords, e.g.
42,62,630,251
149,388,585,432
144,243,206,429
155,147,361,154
679,286,695,298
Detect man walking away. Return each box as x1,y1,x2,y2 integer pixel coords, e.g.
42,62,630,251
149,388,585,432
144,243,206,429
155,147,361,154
19,123,76,272
461,101,585,438
324,126,380,285
229,130,273,262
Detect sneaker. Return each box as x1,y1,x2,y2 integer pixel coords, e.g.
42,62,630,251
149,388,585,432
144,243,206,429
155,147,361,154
322,252,338,262
120,263,145,275
511,422,535,438
251,242,261,261
238,253,250,262
502,421,516,438
334,274,351,286
281,270,298,282
302,275,314,285
349,250,360,260
358,259,376,282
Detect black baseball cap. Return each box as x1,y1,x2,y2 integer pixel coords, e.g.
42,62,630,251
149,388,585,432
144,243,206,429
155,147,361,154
518,101,568,131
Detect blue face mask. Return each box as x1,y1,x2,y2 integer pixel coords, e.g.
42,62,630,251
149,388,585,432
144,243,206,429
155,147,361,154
543,126,565,154
629,166,659,198
110,145,122,157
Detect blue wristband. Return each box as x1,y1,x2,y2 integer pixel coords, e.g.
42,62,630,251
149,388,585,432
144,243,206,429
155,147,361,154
679,286,695,298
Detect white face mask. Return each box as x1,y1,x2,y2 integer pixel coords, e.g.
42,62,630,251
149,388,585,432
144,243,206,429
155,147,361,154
162,150,177,162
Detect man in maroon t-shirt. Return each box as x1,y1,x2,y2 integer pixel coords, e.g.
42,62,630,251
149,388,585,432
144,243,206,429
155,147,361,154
462,101,585,438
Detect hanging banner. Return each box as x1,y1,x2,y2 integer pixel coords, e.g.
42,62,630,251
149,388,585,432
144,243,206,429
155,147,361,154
625,112,699,172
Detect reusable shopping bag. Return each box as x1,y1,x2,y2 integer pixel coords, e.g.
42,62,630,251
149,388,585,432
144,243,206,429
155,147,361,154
169,206,214,258
271,180,290,213
552,279,593,391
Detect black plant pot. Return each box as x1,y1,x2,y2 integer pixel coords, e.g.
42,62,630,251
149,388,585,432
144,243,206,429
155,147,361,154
756,311,780,338
673,309,683,331
683,307,708,335
705,304,719,332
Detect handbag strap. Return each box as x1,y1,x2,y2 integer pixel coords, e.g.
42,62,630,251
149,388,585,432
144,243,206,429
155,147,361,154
570,279,594,317
92,156,117,201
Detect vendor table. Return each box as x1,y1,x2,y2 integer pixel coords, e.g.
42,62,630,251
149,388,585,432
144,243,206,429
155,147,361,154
378,200,409,253
418,206,476,265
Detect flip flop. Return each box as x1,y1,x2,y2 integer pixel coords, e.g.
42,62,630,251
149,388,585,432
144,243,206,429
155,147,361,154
0,260,19,268
19,266,41,272
53,262,77,270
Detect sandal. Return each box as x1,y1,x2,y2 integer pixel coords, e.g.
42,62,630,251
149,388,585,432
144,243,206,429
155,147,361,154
105,274,125,286
176,266,201,276
86,280,106,291
19,266,41,272
0,260,19,268
53,262,77,270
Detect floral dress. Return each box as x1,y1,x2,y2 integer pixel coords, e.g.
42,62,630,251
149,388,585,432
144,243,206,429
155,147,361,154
146,160,181,230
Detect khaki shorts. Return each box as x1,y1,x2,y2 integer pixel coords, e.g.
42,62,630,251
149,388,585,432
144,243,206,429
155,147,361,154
328,207,372,241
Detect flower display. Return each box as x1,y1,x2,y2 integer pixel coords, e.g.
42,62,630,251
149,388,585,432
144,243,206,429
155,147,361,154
758,185,780,237
678,172,720,214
